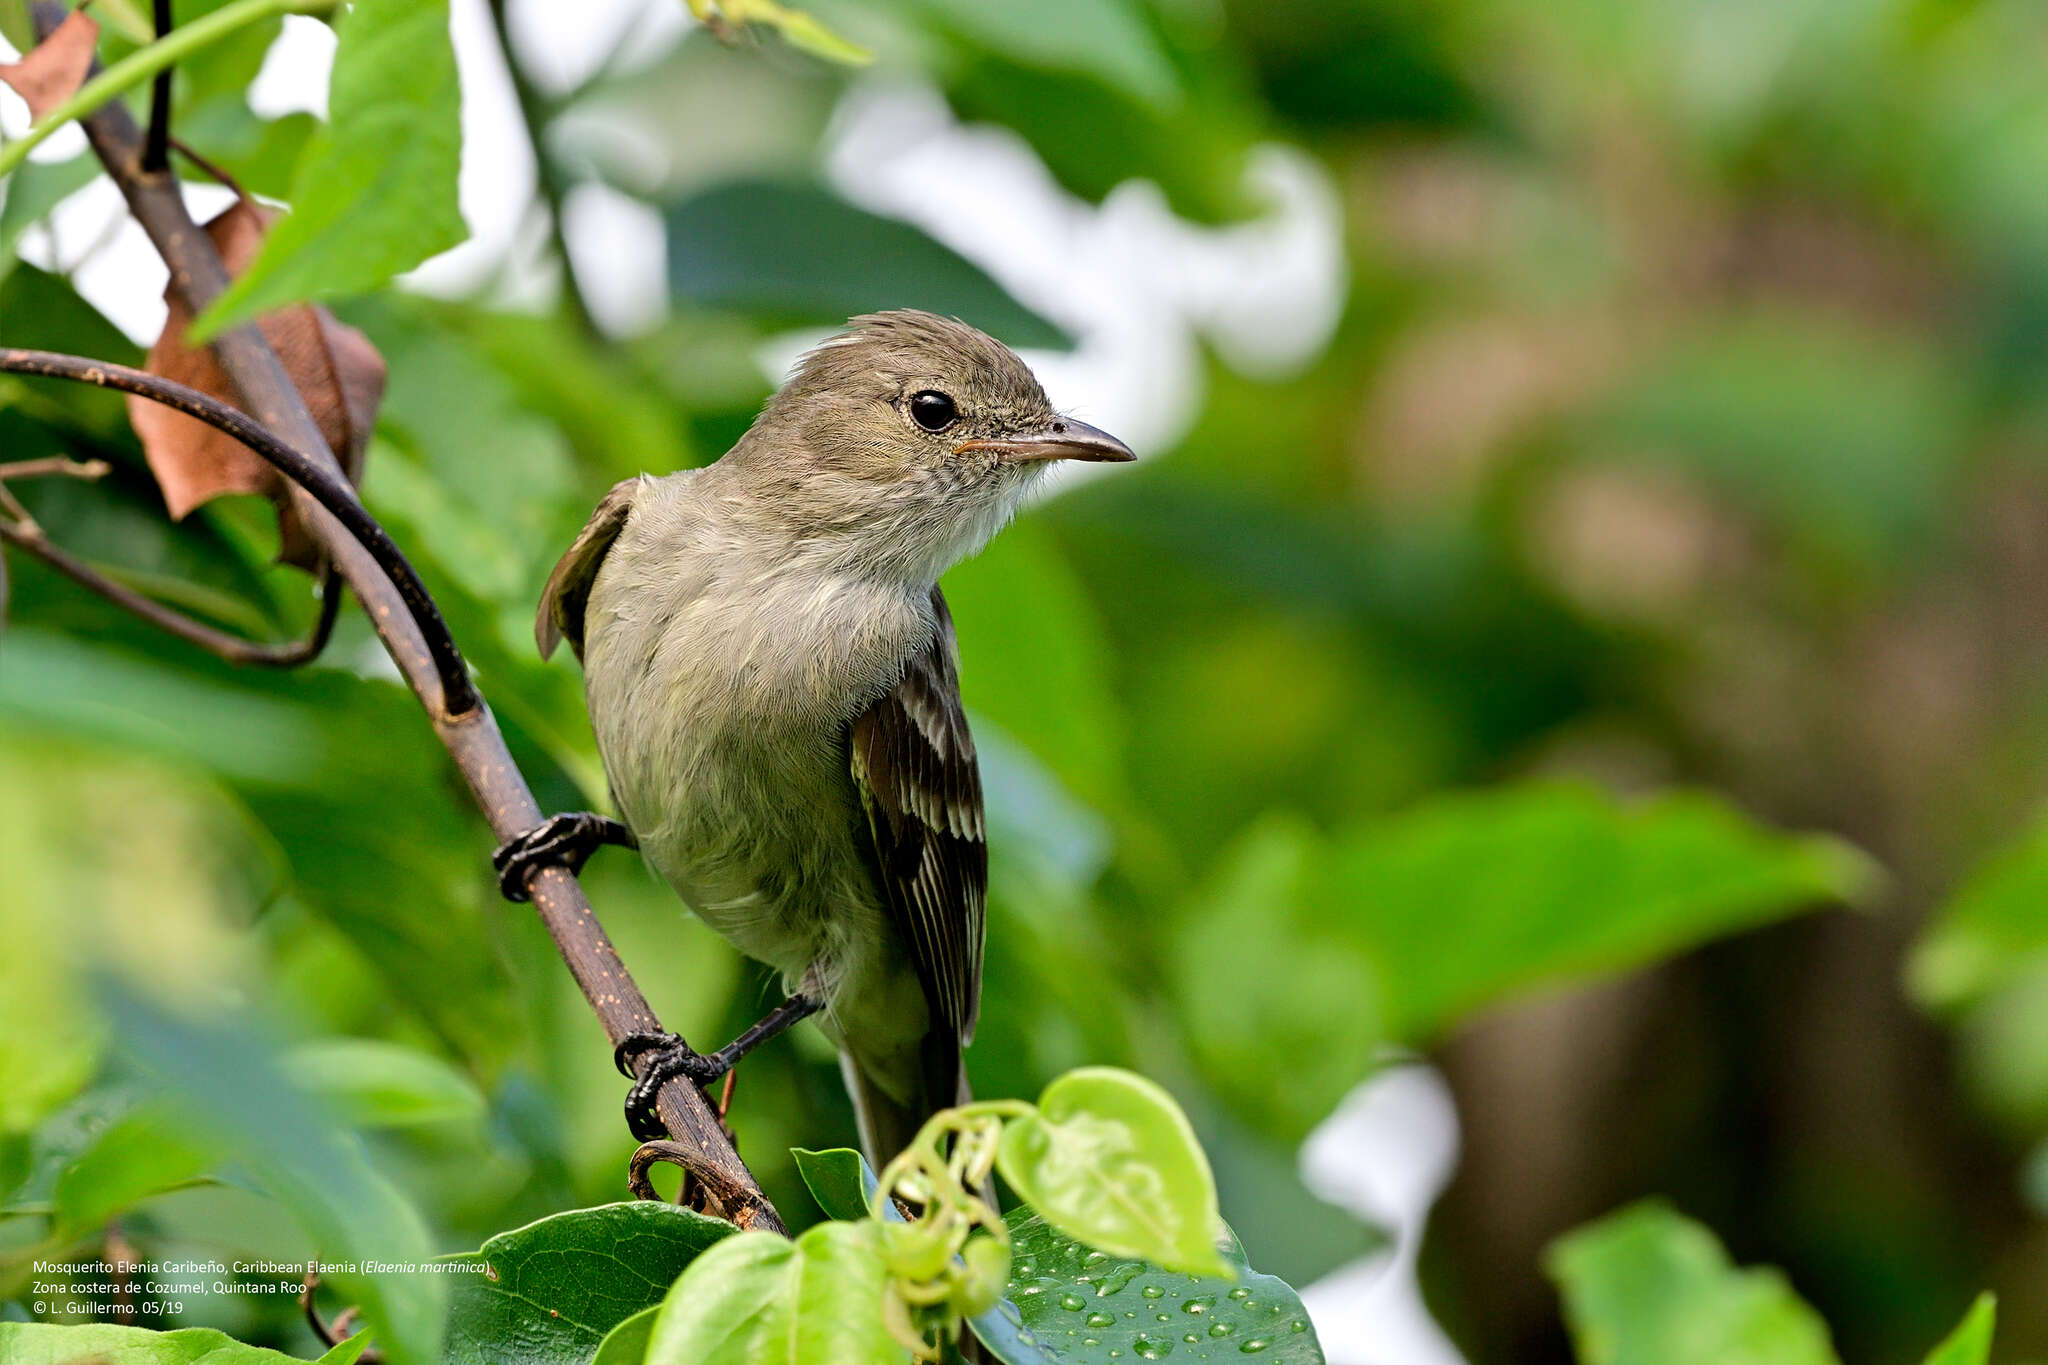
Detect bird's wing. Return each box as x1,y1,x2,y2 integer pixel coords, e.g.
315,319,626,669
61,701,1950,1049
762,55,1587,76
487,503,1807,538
849,586,988,1045
536,477,639,661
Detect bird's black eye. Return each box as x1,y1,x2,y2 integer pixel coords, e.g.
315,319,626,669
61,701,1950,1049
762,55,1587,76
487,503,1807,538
909,390,958,432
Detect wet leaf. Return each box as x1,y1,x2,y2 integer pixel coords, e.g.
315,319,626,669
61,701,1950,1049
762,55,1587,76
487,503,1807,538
0,10,96,121
130,200,386,569
997,1068,1229,1278
974,1213,1321,1365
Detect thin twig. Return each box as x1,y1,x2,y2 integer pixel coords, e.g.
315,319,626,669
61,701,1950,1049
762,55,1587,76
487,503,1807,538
29,0,782,1233
143,0,171,172
0,455,112,481
301,1272,384,1365
0,349,472,706
483,0,599,338
168,136,246,198
0,513,343,667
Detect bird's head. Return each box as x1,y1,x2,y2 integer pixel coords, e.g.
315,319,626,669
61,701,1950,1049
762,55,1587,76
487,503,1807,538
731,310,1134,582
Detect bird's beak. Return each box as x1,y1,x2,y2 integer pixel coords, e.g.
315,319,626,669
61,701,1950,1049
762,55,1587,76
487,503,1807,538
955,417,1136,464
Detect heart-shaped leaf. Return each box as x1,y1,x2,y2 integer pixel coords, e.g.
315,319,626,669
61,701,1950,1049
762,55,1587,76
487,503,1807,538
974,1212,1322,1365
997,1068,1228,1278
643,1220,910,1364
440,1201,735,1365
790,1145,872,1221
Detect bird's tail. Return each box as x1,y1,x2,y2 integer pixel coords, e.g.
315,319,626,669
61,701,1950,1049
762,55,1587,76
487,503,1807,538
843,1028,968,1172
845,1032,992,1364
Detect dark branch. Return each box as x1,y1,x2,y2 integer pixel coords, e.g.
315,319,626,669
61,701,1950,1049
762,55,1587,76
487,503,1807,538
28,0,783,1233
0,348,472,704
484,0,598,338
0,511,343,667
144,0,172,172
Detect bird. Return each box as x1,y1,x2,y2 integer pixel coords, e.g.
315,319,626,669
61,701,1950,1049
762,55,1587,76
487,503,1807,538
492,310,1135,1167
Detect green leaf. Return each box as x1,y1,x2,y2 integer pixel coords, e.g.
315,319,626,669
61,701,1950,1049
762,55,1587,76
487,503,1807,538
643,1220,910,1365
910,0,1179,111
440,1201,735,1365
102,984,444,1365
1337,783,1873,1041
1170,817,1382,1141
1909,815,2048,1014
591,1306,660,1365
0,155,99,273
791,1145,872,1222
663,180,1067,351
0,1322,371,1363
1175,785,1866,1138
50,1103,214,1235
976,1213,1321,1365
193,0,464,337
1545,1201,1839,1365
943,522,1126,815
287,1038,487,1129
997,1068,1228,1279
1921,1294,1996,1365
0,0,33,49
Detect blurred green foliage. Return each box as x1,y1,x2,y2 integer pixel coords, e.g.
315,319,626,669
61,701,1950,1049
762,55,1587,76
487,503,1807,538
5,0,2048,1359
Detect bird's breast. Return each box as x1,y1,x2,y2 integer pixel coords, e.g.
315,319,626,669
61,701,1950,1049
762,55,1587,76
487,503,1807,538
578,546,932,975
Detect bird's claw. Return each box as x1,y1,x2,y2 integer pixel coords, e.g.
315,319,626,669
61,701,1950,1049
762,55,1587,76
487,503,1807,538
616,1031,726,1142
491,812,631,903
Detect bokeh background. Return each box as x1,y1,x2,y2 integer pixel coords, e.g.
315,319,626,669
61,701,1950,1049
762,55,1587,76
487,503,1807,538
5,0,2048,1360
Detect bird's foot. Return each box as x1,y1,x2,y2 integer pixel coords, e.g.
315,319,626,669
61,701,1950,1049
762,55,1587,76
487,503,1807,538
611,993,825,1142
491,812,636,903
615,1032,726,1142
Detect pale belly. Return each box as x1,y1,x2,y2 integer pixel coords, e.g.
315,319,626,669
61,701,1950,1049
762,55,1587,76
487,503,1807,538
593,686,935,1101
574,521,942,1100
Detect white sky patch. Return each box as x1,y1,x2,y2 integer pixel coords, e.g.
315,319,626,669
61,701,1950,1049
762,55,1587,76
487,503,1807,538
562,179,669,335
504,0,690,97
248,15,335,120
820,78,1347,454
1298,1065,1471,1365
400,0,538,300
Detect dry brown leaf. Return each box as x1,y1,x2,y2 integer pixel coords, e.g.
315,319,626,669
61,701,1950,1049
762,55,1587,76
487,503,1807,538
0,10,98,121
127,201,386,570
